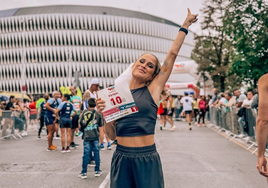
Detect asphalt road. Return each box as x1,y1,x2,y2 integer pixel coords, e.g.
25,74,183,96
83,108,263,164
0,121,267,188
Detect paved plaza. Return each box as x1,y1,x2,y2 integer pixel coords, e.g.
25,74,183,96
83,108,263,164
0,121,266,188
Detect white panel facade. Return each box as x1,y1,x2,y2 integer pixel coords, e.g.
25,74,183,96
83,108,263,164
0,7,194,94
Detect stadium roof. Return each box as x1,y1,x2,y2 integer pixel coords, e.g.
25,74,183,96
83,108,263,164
0,5,181,27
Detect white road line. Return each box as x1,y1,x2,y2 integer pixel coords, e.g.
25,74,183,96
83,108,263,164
99,172,110,188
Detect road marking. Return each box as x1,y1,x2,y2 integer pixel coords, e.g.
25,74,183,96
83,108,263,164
99,172,110,188
66,162,81,172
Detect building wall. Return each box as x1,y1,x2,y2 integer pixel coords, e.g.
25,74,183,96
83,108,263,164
0,12,194,94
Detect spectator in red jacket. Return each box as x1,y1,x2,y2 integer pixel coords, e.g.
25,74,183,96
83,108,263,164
198,95,206,127
29,98,38,127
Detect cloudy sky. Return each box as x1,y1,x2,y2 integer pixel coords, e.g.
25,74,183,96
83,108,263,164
0,0,205,34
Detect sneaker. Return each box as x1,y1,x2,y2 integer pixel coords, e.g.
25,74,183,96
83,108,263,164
189,126,192,131
70,145,76,149
237,134,246,138
100,144,105,150
107,142,112,150
51,145,57,149
163,127,168,130
202,123,206,127
38,136,41,140
47,146,57,151
66,147,71,153
78,173,87,179
78,132,83,137
197,124,201,127
74,143,79,148
88,161,96,167
61,148,67,153
169,126,175,132
95,170,103,177
21,132,27,136
70,142,76,149
53,135,60,139
160,125,163,130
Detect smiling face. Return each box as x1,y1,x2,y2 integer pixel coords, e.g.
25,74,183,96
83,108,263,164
132,54,159,84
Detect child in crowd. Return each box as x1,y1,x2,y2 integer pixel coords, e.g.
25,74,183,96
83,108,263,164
78,98,103,179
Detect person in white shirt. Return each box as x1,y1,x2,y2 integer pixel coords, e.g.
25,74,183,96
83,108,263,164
217,93,227,108
88,78,99,99
180,92,194,131
234,89,247,108
237,90,254,137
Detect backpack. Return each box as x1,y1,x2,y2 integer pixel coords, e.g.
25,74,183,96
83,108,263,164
80,110,96,133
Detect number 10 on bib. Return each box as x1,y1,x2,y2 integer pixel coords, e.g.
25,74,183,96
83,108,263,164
98,82,139,123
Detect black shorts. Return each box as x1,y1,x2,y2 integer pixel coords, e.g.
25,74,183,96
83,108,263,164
161,108,167,116
185,110,193,115
71,115,79,129
60,117,72,128
168,108,174,116
110,144,164,188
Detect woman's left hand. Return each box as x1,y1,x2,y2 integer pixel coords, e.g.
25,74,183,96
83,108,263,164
182,8,198,29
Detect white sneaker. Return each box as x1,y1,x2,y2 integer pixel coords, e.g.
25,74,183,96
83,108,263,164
21,132,27,136
243,136,250,142
163,127,168,130
237,134,246,138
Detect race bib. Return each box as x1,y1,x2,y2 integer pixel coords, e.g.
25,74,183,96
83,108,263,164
98,82,138,123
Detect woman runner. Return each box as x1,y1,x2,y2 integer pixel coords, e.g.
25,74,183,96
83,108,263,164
55,94,77,153
96,9,198,188
44,91,61,151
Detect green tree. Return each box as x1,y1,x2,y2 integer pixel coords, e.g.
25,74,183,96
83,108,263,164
192,0,237,92
224,0,268,88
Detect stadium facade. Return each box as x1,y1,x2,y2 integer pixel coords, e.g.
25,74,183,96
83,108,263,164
0,5,195,94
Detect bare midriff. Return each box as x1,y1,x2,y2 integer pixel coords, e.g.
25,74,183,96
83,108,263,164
116,135,154,147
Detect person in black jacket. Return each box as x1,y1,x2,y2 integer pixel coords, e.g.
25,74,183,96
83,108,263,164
78,98,103,179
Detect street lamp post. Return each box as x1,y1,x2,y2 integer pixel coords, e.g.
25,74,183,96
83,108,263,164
68,51,73,86
201,72,206,96
21,17,32,101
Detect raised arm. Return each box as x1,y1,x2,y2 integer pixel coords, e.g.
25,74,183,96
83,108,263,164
256,74,268,177
149,8,198,99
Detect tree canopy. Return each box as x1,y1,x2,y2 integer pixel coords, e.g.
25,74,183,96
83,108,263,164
192,0,267,90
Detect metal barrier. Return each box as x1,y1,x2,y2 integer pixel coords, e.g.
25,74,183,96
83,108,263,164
0,110,24,140
208,106,258,154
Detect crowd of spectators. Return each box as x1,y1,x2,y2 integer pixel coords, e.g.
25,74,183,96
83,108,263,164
171,87,258,137
209,88,258,138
